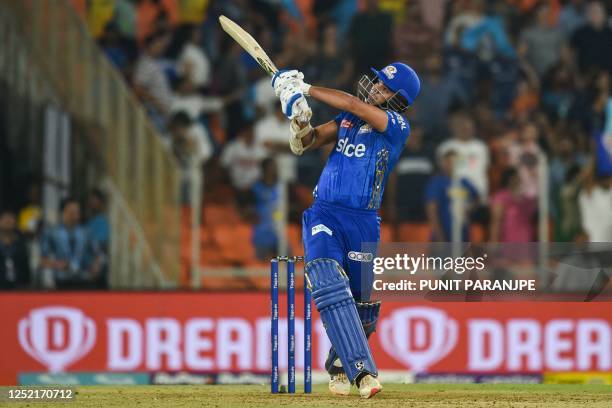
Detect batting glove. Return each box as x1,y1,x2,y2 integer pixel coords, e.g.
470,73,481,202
272,69,311,97
279,84,312,123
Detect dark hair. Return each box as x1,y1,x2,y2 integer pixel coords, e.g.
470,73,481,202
564,165,580,183
173,75,189,91
500,167,519,188
143,29,168,48
442,149,457,159
90,188,107,205
59,196,79,212
166,24,197,59
0,208,15,217
168,111,192,128
261,157,276,172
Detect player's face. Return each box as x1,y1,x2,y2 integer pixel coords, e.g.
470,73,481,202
368,82,394,105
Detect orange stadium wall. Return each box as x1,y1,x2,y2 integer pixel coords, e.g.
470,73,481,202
0,293,610,385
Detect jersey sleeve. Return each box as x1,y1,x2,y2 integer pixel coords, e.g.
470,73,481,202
383,111,410,142
334,111,347,126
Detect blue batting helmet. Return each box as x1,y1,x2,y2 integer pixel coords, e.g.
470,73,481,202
370,62,420,106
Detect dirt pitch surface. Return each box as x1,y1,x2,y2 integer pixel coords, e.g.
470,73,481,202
4,384,610,407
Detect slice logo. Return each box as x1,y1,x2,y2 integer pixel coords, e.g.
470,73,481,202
18,306,96,372
379,307,458,371
336,139,366,158
312,224,332,236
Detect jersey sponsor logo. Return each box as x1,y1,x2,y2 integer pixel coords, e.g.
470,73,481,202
383,65,397,79
348,251,374,262
312,224,332,237
396,114,407,131
336,138,366,158
340,119,353,129
390,112,407,131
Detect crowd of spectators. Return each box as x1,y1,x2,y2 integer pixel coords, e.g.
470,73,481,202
78,0,612,254
0,189,109,290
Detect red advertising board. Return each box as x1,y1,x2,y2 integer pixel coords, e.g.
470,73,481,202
0,293,610,384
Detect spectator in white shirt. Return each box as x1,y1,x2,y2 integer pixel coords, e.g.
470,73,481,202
437,111,490,200
168,112,213,203
168,112,212,169
171,76,224,120
133,30,173,125
221,121,267,192
167,24,212,89
255,108,295,183
579,176,612,242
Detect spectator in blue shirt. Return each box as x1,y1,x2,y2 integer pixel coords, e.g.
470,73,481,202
425,150,479,242
252,158,280,260
86,189,110,251
86,189,110,288
40,197,102,289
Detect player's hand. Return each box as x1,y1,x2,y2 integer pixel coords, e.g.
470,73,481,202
272,69,311,97
279,84,312,123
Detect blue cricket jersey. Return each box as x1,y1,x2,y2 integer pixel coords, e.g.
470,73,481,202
314,110,410,210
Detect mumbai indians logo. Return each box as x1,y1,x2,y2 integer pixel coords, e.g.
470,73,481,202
348,251,374,262
358,124,372,134
383,65,397,79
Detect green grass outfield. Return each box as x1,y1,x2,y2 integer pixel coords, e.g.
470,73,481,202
4,384,610,407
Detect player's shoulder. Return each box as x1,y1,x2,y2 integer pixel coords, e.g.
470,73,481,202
385,110,410,135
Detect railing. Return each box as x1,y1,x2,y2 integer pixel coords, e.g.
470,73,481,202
1,0,182,288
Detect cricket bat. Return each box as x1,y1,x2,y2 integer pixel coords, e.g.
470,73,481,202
218,15,278,77
219,15,311,125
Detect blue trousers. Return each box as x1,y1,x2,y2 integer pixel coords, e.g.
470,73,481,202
302,200,379,302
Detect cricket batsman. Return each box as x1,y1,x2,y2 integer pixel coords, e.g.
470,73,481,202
271,62,420,398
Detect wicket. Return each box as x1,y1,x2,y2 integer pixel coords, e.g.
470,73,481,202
270,256,312,394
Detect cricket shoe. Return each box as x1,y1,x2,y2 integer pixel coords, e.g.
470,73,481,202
328,373,350,396
357,374,382,399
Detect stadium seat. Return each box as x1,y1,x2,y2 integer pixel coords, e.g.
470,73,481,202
203,205,241,226
470,224,486,243
288,223,303,255
214,223,255,265
380,225,393,243
398,223,431,242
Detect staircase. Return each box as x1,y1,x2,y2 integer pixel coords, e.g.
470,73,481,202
0,0,182,288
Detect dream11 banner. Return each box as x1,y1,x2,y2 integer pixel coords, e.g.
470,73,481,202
0,293,610,385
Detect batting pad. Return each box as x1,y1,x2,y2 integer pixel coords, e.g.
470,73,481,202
357,301,381,337
306,258,378,382
325,301,382,374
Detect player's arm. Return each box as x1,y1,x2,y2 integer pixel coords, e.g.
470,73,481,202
301,120,338,150
489,200,503,243
287,118,337,155
308,86,388,132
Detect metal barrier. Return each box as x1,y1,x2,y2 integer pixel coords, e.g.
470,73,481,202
0,0,182,288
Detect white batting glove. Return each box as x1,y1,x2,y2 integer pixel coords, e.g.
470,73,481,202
271,69,311,97
279,84,312,122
